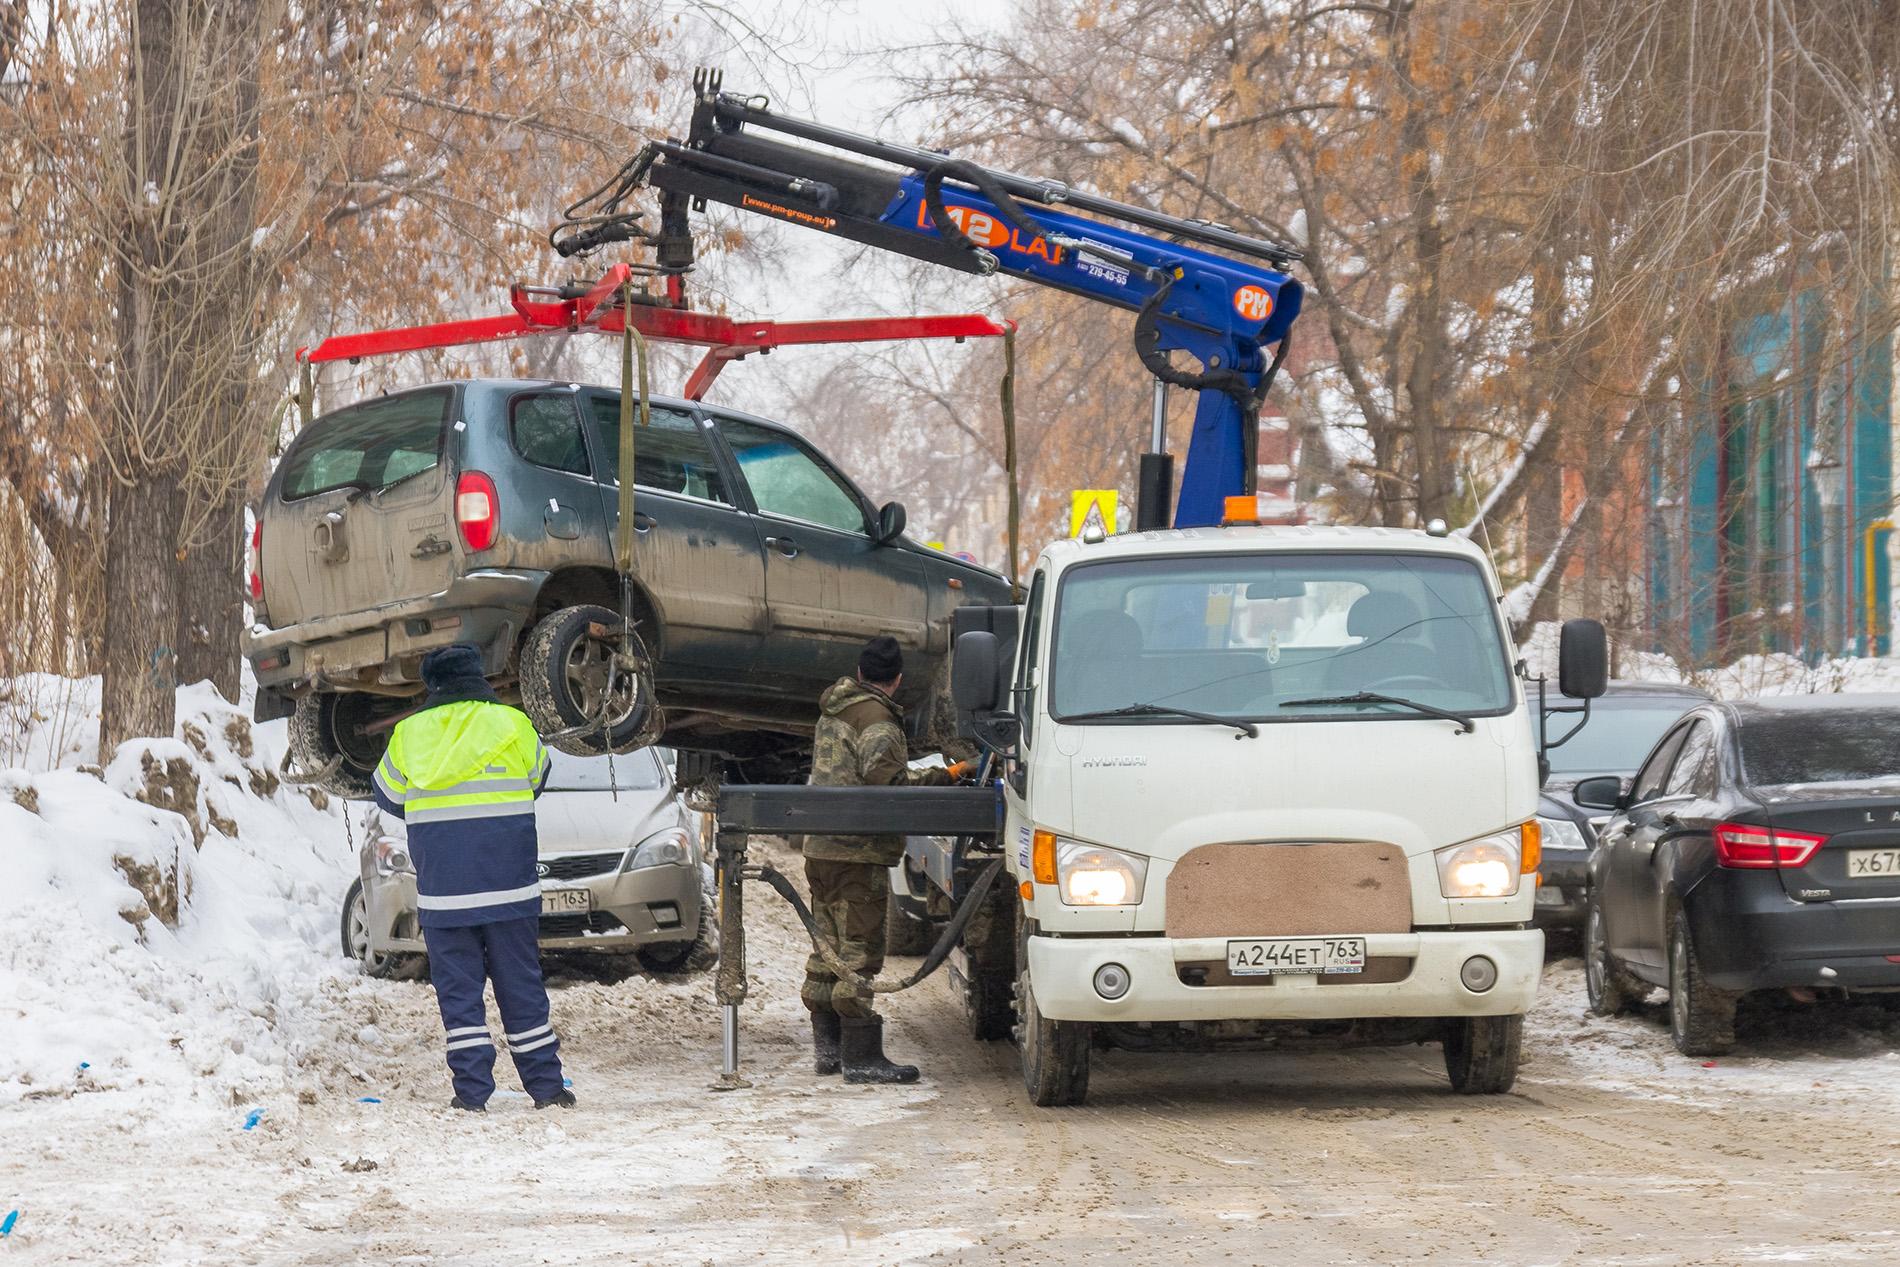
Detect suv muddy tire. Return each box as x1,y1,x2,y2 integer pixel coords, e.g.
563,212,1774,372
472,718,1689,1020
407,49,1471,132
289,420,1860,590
1015,912,1090,1106
290,692,392,800
1443,1014,1522,1094
520,604,656,756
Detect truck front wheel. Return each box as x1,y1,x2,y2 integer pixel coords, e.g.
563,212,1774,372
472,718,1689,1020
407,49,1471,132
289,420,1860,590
1442,1014,1522,1094
1015,914,1090,1106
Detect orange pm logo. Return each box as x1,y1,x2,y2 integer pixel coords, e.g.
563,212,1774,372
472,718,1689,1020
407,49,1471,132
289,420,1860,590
1233,285,1274,322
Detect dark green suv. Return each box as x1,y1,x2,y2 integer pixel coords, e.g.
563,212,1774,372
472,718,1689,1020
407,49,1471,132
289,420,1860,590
245,379,1010,796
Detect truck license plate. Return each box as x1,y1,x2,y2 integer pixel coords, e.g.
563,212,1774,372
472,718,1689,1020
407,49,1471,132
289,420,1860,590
1848,848,1900,877
541,888,591,915
1226,937,1366,976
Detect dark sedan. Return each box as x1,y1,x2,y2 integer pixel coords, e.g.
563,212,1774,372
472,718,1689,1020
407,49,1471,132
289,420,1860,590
1579,695,1900,1054
1533,682,1709,928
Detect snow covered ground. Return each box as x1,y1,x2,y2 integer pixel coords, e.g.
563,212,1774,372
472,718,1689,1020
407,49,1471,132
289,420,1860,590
7,651,1900,1262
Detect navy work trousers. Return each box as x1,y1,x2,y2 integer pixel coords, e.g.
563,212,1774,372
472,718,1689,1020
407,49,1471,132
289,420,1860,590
421,916,564,1106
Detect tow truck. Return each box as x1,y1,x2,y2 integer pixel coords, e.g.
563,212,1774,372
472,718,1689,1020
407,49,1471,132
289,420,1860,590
571,74,1610,1104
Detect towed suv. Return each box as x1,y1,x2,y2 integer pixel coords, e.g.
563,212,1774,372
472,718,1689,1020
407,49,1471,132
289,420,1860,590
245,379,1010,796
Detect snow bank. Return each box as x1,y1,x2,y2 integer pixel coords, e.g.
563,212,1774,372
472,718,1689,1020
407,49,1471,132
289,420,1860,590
0,679,363,1109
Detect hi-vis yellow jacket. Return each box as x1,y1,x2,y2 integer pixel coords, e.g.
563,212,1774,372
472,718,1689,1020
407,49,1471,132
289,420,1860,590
373,700,552,928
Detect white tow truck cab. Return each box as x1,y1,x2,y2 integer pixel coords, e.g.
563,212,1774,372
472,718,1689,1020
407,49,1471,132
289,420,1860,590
949,521,1607,1106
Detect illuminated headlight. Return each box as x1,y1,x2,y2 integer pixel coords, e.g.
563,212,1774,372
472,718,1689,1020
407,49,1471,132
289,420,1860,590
1435,826,1538,899
1537,815,1590,853
373,837,413,876
1056,840,1149,907
630,827,692,871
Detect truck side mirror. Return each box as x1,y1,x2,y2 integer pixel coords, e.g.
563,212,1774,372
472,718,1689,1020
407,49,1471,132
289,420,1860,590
952,630,1003,713
875,501,907,545
1558,619,1608,699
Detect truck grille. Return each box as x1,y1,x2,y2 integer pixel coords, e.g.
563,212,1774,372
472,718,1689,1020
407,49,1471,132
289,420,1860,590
1165,842,1412,938
539,852,624,881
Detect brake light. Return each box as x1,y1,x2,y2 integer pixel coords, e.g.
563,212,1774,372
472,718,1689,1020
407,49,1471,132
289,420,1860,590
247,519,263,602
1712,822,1826,869
455,471,499,552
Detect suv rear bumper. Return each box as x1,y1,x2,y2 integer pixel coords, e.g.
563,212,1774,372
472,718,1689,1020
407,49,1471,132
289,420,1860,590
244,569,545,690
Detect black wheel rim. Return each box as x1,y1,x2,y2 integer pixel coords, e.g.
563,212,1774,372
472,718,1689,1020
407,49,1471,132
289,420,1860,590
564,635,641,728
1585,908,1606,1002
1670,928,1689,1036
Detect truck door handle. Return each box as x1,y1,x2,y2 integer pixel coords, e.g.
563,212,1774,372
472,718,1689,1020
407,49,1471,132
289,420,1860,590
632,512,655,533
765,534,800,558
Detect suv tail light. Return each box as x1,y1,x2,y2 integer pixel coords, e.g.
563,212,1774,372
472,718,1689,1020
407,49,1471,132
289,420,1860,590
247,519,264,602
455,471,500,552
1713,822,1826,869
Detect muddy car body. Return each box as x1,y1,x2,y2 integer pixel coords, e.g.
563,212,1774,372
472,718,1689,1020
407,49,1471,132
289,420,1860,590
246,379,1010,794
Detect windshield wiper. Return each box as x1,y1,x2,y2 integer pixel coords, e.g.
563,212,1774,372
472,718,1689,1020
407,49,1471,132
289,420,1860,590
1279,692,1475,733
1061,702,1258,739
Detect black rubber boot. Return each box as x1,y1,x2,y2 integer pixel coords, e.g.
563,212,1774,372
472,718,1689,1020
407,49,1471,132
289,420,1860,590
841,1016,919,1085
449,1096,486,1113
812,1011,843,1076
534,1089,577,1110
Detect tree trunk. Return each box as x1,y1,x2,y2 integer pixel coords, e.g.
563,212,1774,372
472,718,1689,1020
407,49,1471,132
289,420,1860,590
100,478,182,753
177,489,243,702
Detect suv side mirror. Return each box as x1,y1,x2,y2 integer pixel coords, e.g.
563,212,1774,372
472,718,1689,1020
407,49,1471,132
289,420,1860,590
1558,619,1608,699
874,501,907,545
1572,775,1625,811
952,631,1003,713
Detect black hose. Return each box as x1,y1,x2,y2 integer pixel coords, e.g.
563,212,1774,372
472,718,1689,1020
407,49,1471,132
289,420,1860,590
923,159,1064,274
751,857,1005,995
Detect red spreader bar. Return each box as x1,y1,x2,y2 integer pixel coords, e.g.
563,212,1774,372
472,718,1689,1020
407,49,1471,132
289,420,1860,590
295,263,1012,400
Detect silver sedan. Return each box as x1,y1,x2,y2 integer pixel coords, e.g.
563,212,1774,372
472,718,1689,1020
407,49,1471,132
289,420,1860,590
340,746,713,978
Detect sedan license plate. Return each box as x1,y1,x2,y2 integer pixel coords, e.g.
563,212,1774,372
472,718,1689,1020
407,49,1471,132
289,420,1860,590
541,888,591,915
1226,937,1366,976
1848,848,1900,878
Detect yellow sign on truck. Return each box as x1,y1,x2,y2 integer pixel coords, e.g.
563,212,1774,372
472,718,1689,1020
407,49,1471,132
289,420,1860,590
1069,489,1118,538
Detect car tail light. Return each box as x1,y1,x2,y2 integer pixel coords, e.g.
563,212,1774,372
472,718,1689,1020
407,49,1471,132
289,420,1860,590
1713,822,1826,869
247,519,264,602
455,471,499,552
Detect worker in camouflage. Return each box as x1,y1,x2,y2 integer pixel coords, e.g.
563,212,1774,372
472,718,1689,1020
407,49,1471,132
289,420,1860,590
803,634,973,1084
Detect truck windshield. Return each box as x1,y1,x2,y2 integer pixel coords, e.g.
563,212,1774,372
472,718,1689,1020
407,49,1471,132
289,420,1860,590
1048,552,1513,725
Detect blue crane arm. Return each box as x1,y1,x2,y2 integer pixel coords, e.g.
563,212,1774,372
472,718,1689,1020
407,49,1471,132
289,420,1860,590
587,73,1307,528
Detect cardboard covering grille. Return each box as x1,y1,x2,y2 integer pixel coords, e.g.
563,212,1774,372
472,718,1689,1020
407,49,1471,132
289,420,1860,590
1164,842,1411,939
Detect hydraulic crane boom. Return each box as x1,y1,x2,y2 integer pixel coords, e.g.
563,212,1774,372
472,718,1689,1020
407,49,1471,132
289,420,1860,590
556,70,1305,529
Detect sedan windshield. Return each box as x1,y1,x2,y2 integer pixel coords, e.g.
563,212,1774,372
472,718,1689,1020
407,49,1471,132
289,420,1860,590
544,749,665,792
1048,552,1513,724
1542,698,1700,777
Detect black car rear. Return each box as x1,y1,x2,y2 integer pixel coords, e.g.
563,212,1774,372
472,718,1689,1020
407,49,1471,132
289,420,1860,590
1581,695,1900,1054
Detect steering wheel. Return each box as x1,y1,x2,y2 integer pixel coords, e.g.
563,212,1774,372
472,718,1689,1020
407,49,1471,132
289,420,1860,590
1359,675,1443,694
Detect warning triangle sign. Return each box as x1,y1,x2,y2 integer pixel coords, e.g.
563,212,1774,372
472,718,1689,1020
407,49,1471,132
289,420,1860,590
1069,489,1118,538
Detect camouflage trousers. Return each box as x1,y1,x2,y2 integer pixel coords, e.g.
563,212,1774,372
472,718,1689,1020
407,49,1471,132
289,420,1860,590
801,857,887,1020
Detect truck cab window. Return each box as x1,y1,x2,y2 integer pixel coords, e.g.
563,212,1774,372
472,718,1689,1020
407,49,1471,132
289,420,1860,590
585,399,732,504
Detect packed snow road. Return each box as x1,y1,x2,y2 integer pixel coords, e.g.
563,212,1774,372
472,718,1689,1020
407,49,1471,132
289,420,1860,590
9,836,1900,1265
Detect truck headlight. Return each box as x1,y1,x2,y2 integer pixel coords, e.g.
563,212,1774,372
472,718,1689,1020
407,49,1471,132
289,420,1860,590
1056,840,1149,907
1435,824,1538,898
373,837,412,876
630,827,692,871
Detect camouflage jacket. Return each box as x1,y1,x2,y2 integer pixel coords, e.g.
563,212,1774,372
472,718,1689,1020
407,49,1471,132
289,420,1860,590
801,676,950,866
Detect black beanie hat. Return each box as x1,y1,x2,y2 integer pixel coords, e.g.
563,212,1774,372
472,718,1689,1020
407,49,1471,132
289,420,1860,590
420,643,499,706
858,635,904,684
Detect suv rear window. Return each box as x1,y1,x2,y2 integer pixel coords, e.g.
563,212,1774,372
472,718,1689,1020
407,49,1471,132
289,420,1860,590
280,389,451,500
